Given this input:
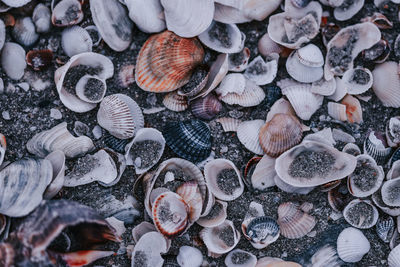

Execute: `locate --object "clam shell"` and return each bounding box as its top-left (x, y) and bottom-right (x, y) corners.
top-left (225, 249), bottom-right (257, 267)
top-left (26, 122), bottom-right (94, 158)
top-left (177, 246), bottom-right (203, 267)
top-left (163, 91), bottom-right (188, 112)
top-left (132, 221), bottom-right (157, 243)
top-left (327, 102), bottom-right (347, 121)
top-left (341, 94), bottom-right (363, 123)
top-left (389, 244), bottom-right (400, 267)
top-left (61, 26), bottom-right (93, 57)
top-left (311, 78), bottom-right (336, 96)
top-left (178, 65), bottom-right (210, 97)
top-left (251, 155), bottom-right (277, 191)
top-left (190, 93), bottom-right (222, 120)
top-left (372, 190), bottom-right (400, 217)
top-left (372, 61), bottom-right (400, 107)
top-left (286, 50), bottom-right (323, 83)
top-left (327, 77), bottom-right (347, 102)
top-left (363, 130), bottom-right (392, 165)
top-left (97, 94), bottom-right (144, 139)
top-left (213, 3), bottom-right (251, 24)
top-left (43, 150), bottom-right (66, 199)
top-left (219, 79), bottom-right (265, 107)
top-left (75, 75), bottom-right (106, 104)
top-left (382, 177), bottom-right (400, 207)
top-left (1, 42), bottom-right (26, 80)
top-left (216, 117), bottom-right (241, 132)
top-left (228, 47), bottom-right (251, 72)
top-left (244, 56), bottom-right (277, 85)
top-left (342, 67), bottom-right (373, 95)
top-left (163, 120), bottom-right (211, 162)
top-left (12, 17), bottom-right (39, 47)
top-left (296, 44), bottom-right (323, 67)
top-left (125, 0), bottom-right (166, 33)
top-left (334, 0), bottom-right (364, 21)
top-left (131, 231), bottom-right (168, 267)
top-left (343, 199), bottom-right (379, 229)
top-left (386, 116), bottom-right (400, 147)
top-left (277, 202), bottom-right (316, 239)
top-left (135, 31), bottom-right (204, 93)
top-left (259, 113), bottom-right (303, 157)
top-left (197, 200), bottom-right (228, 228)
top-left (0, 158), bottom-right (53, 217)
top-left (275, 140), bottom-right (357, 187)
top-left (242, 216), bottom-right (280, 249)
top-left (337, 227), bottom-right (370, 263)
top-left (237, 120), bottom-right (265, 155)
top-left (258, 32), bottom-right (283, 57)
top-left (376, 215), bottom-right (395, 243)
top-left (32, 3), bottom-right (51, 33)
top-left (52, 0), bottom-right (83, 27)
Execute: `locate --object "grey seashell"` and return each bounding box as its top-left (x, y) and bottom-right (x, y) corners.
top-left (376, 215), bottom-right (395, 243)
top-left (43, 150), bottom-right (66, 199)
top-left (1, 42), bottom-right (26, 80)
top-left (32, 3), bottom-right (51, 33)
top-left (0, 19), bottom-right (5, 51)
top-left (2, 0), bottom-right (31, 7)
top-left (343, 199), bottom-right (379, 229)
top-left (61, 26), bottom-right (93, 57)
top-left (26, 122), bottom-right (95, 158)
top-left (125, 0), bottom-right (166, 33)
top-left (52, 0), bottom-right (83, 27)
top-left (0, 158), bottom-right (53, 217)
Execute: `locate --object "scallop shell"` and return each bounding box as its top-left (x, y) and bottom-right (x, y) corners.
top-left (341, 94), bottom-right (363, 123)
top-left (337, 227), bottom-right (370, 263)
top-left (327, 102), bottom-right (347, 121)
top-left (386, 117), bottom-right (400, 147)
top-left (277, 202), bottom-right (316, 239)
top-left (258, 32), bottom-right (283, 57)
top-left (219, 79), bottom-right (266, 107)
top-left (1, 42), bottom-right (26, 80)
top-left (225, 249), bottom-right (257, 267)
top-left (32, 3), bottom-right (51, 33)
top-left (228, 47), bottom-right (250, 72)
top-left (135, 31), bottom-right (204, 93)
top-left (275, 140), bottom-right (357, 187)
top-left (97, 94), bottom-right (144, 139)
top-left (197, 200), bottom-right (228, 228)
top-left (342, 68), bottom-right (373, 95)
top-left (163, 91), bottom-right (188, 112)
top-left (131, 231), bottom-right (168, 267)
top-left (199, 219), bottom-right (241, 257)
top-left (190, 93), bottom-right (222, 120)
top-left (177, 246), bottom-right (203, 267)
top-left (61, 26), bottom-right (93, 57)
top-left (237, 120), bottom-right (265, 155)
top-left (204, 158), bottom-right (244, 201)
top-left (334, 0), bottom-right (364, 21)
top-left (52, 0), bottom-right (83, 27)
top-left (343, 199), bottom-right (379, 229)
top-left (389, 244), bottom-right (400, 267)
top-left (125, 0), bottom-right (166, 33)
top-left (26, 122), bottom-right (94, 158)
top-left (259, 113), bottom-right (303, 157)
top-left (163, 120), bottom-right (211, 162)
top-left (382, 177), bottom-right (400, 207)
top-left (376, 215), bottom-right (395, 243)
top-left (161, 0), bottom-right (214, 38)
top-left (12, 17), bottom-right (39, 47)
top-left (216, 117), bottom-right (241, 132)
top-left (363, 130), bottom-right (392, 165)
top-left (311, 78), bottom-right (337, 96)
top-left (0, 158), bottom-right (52, 217)
top-left (242, 216), bottom-right (280, 249)
top-left (286, 50), bottom-right (323, 83)
top-left (372, 61), bottom-right (400, 107)
top-left (250, 154), bottom-right (277, 191)
top-left (198, 21), bottom-right (245, 54)
top-left (43, 150), bottom-right (66, 199)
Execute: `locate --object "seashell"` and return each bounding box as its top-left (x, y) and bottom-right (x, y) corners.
top-left (161, 0), bottom-right (214, 38)
top-left (132, 221), bottom-right (157, 243)
top-left (389, 148), bottom-right (400, 169)
top-left (135, 31), bottom-right (204, 93)
top-left (286, 51), bottom-right (323, 83)
top-left (163, 120), bottom-right (211, 162)
top-left (225, 249), bottom-right (257, 267)
top-left (90, 0), bottom-right (133, 51)
top-left (327, 102), bottom-right (347, 121)
top-left (219, 78), bottom-right (265, 107)
top-left (0, 158), bottom-right (52, 217)
top-left (84, 25), bottom-right (102, 47)
top-left (389, 244), bottom-right (400, 267)
top-left (278, 79), bottom-right (323, 120)
top-left (43, 150), bottom-right (66, 199)
top-left (372, 190), bottom-right (400, 217)
top-left (97, 94), bottom-right (144, 139)
top-left (259, 113), bottom-right (303, 157)
top-left (264, 261), bottom-right (301, 267)
top-left (295, 43), bottom-right (324, 67)
top-left (333, 0), bottom-right (364, 21)
top-left (176, 180), bottom-right (204, 224)
top-left (256, 257), bottom-right (283, 267)
top-left (61, 26), bottom-right (93, 57)
top-left (390, 229), bottom-right (400, 250)
top-left (54, 52), bottom-right (114, 113)
top-left (103, 133), bottom-right (130, 153)
top-left (306, 244), bottom-right (342, 267)
top-left (27, 122), bottom-right (94, 158)
top-left (204, 158), bottom-right (244, 201)
top-left (342, 68), bottom-right (373, 95)
top-left (343, 199), bottom-right (379, 229)
top-left (342, 143), bottom-right (361, 156)
top-left (244, 56), bottom-right (277, 85)
top-left (1, 0), bottom-right (31, 7)
top-left (347, 154), bottom-right (384, 197)
top-left (198, 21), bottom-right (245, 54)
top-left (258, 32), bottom-right (283, 57)
top-left (240, 0), bottom-right (282, 21)
top-left (216, 117), bottom-right (241, 132)
top-left (163, 91), bottom-right (188, 112)
top-left (131, 231), bottom-right (168, 267)
top-left (275, 174), bottom-right (315, 194)
top-left (337, 227), bottom-right (370, 263)
top-left (387, 160), bottom-right (400, 180)
top-left (213, 3), bottom-right (251, 24)
top-left (325, 22), bottom-right (381, 79)
top-left (341, 94), bottom-right (363, 123)
top-left (382, 177), bottom-right (400, 207)
top-left (12, 17), bottom-right (39, 47)
top-left (1, 42), bottom-right (26, 80)
top-left (197, 200), bottom-right (228, 228)
top-left (362, 12), bottom-right (393, 29)
top-left (363, 130), bottom-right (392, 165)
top-left (372, 61), bottom-right (400, 108)
top-left (177, 246), bottom-right (203, 267)
top-left (376, 215), bottom-right (395, 243)
top-left (311, 78), bottom-right (336, 96)
top-left (303, 128), bottom-right (335, 147)
top-left (237, 120), bottom-right (265, 155)
top-left (362, 38), bottom-right (390, 63)
top-left (242, 215), bottom-right (280, 249)
top-left (228, 47), bottom-right (250, 72)
top-left (327, 184), bottom-right (352, 212)
top-left (266, 98), bottom-right (295, 122)
top-left (32, 3), bottom-right (51, 33)
top-left (327, 77), bottom-right (347, 102)
top-left (250, 155), bottom-right (277, 191)
top-left (26, 49), bottom-right (53, 71)
top-left (319, 0), bottom-right (345, 6)
top-left (64, 149), bottom-right (126, 187)
top-left (275, 140), bottom-right (357, 187)
top-left (199, 219), bottom-right (241, 257)
top-left (52, 0), bottom-right (83, 27)
top-left (190, 93), bottom-right (222, 120)
top-left (387, 117), bottom-right (400, 147)
top-left (0, 214), bottom-right (10, 241)
top-left (0, 19), bottom-right (4, 51)
top-left (118, 64), bottom-right (135, 88)
top-left (178, 65), bottom-right (210, 97)
top-left (75, 75), bottom-right (106, 104)
top-left (333, 129), bottom-right (356, 143)
top-left (321, 23), bottom-right (341, 47)
top-left (125, 0), bottom-right (166, 33)
top-left (277, 202), bottom-right (316, 239)
top-left (0, 133), bottom-right (6, 167)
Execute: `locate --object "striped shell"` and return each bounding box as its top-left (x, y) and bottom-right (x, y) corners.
top-left (176, 181), bottom-right (203, 224)
top-left (372, 61), bottom-right (400, 108)
top-left (389, 244), bottom-right (400, 267)
top-left (216, 117), bottom-right (241, 132)
top-left (163, 91), bottom-right (188, 112)
top-left (277, 202), bottom-right (316, 239)
top-left (237, 120), bottom-right (265, 155)
top-left (363, 130), bottom-right (392, 165)
top-left (376, 215), bottom-right (395, 243)
top-left (135, 31), bottom-right (204, 93)
top-left (190, 93), bottom-right (222, 120)
top-left (337, 227), bottom-right (370, 263)
top-left (242, 216), bottom-right (280, 249)
top-left (259, 113), bottom-right (303, 157)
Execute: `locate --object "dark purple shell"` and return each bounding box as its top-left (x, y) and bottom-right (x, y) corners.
top-left (190, 93), bottom-right (222, 120)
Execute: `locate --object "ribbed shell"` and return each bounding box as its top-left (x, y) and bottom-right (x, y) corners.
top-left (243, 216), bottom-right (280, 248)
top-left (363, 131), bottom-right (392, 165)
top-left (259, 113), bottom-right (302, 157)
top-left (163, 91), bottom-right (188, 112)
top-left (97, 94), bottom-right (144, 139)
top-left (12, 17), bottom-right (39, 47)
top-left (277, 202), bottom-right (316, 239)
top-left (237, 120), bottom-right (265, 155)
top-left (61, 26), bottom-right (93, 57)
top-left (190, 93), bottom-right (222, 120)
top-left (163, 120), bottom-right (211, 162)
top-left (327, 102), bottom-right (347, 121)
top-left (176, 181), bottom-right (203, 224)
top-left (135, 31), bottom-right (204, 93)
top-left (220, 79), bottom-right (266, 107)
top-left (389, 244), bottom-right (400, 267)
top-left (337, 227), bottom-right (370, 263)
top-left (216, 117), bottom-right (241, 132)
top-left (376, 215), bottom-right (395, 243)
top-left (286, 50), bottom-right (323, 83)
top-left (372, 61), bottom-right (400, 108)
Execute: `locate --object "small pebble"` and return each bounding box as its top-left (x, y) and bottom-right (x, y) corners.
top-left (220, 145), bottom-right (228, 153)
top-left (92, 125), bottom-right (102, 139)
top-left (50, 108), bottom-right (62, 119)
top-left (2, 111), bottom-right (10, 120)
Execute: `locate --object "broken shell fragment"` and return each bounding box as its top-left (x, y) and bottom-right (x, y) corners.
top-left (225, 249), bottom-right (257, 267)
top-left (327, 102), bottom-right (347, 121)
top-left (12, 17), bottom-right (39, 47)
top-left (131, 231), bottom-right (167, 266)
top-left (337, 227), bottom-right (370, 263)
top-left (362, 38), bottom-right (390, 63)
top-left (277, 202), bottom-right (316, 239)
top-left (43, 150), bottom-right (66, 199)
top-left (341, 94), bottom-right (363, 124)
top-left (244, 56), bottom-right (277, 85)
top-left (372, 61), bottom-right (400, 108)
top-left (197, 200), bottom-right (228, 228)
top-left (219, 79), bottom-right (265, 107)
top-left (343, 199), bottom-right (379, 229)
top-left (342, 67), bottom-right (373, 95)
top-left (52, 0), bottom-right (83, 27)
top-left (250, 154), bottom-right (277, 191)
top-left (237, 120), bottom-right (265, 155)
top-left (216, 117), bottom-right (241, 132)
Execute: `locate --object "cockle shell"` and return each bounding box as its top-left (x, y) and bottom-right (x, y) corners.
top-left (43, 150), bottom-right (66, 199)
top-left (97, 94), bottom-right (144, 139)
top-left (32, 3), bottom-right (51, 33)
top-left (244, 56), bottom-right (277, 85)
top-left (259, 113), bottom-right (303, 157)
top-left (372, 61), bottom-right (400, 108)
top-left (125, 0), bottom-right (166, 33)
top-left (343, 199), bottom-right (379, 229)
top-left (26, 122), bottom-right (94, 158)
top-left (237, 120), bottom-right (265, 155)
top-left (135, 31), bottom-right (204, 93)
top-left (216, 117), bottom-right (241, 132)
top-left (177, 246), bottom-right (203, 267)
top-left (266, 98), bottom-right (295, 122)
top-left (52, 0), bottom-right (83, 27)
top-left (363, 130), bottom-right (392, 165)
top-left (219, 78), bottom-right (265, 107)
top-left (176, 181), bottom-right (204, 224)
top-left (163, 91), bottom-right (188, 112)
top-left (12, 17), bottom-right (39, 47)
top-left (1, 42), bottom-right (26, 80)
top-left (61, 26), bottom-right (93, 57)
top-left (388, 244), bottom-right (400, 267)
top-left (197, 200), bottom-right (228, 228)
top-left (337, 227), bottom-right (370, 263)
top-left (342, 67), bottom-right (373, 95)
top-left (225, 249), bottom-right (257, 267)
top-left (311, 78), bottom-right (336, 96)
top-left (277, 202), bottom-right (316, 239)
top-left (190, 93), bottom-right (222, 120)
top-left (242, 215), bottom-right (280, 249)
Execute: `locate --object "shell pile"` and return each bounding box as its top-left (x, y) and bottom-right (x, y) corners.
top-left (2, 0), bottom-right (400, 266)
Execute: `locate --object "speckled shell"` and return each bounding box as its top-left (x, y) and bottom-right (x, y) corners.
top-left (277, 202), bottom-right (316, 239)
top-left (259, 113), bottom-right (303, 157)
top-left (363, 130), bottom-right (392, 165)
top-left (52, 0), bottom-right (83, 27)
top-left (190, 93), bottom-right (222, 120)
top-left (163, 91), bottom-right (188, 112)
top-left (97, 94), bottom-right (144, 139)
top-left (237, 120), bottom-right (265, 155)
top-left (135, 31), bottom-right (204, 93)
top-left (337, 227), bottom-right (370, 263)
top-left (225, 249), bottom-right (257, 267)
top-left (376, 215), bottom-right (395, 243)
top-left (389, 244), bottom-right (400, 267)
top-left (242, 216), bottom-right (280, 249)
top-left (163, 120), bottom-right (211, 162)
top-left (197, 200), bottom-right (228, 228)
top-left (343, 199), bottom-right (379, 229)
top-left (372, 61), bottom-right (400, 108)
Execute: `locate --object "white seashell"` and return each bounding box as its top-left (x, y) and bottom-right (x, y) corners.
top-left (61, 26), bottom-right (93, 57)
top-left (1, 42), bottom-right (26, 80)
top-left (177, 246), bottom-right (203, 267)
top-left (320, 0), bottom-right (345, 6)
top-left (214, 3), bottom-right (251, 24)
top-left (1, 0), bottom-right (31, 7)
top-left (255, 257), bottom-right (284, 267)
top-left (43, 150), bottom-right (66, 199)
top-left (382, 177), bottom-right (400, 207)
top-left (74, 75), bottom-right (106, 104)
top-left (241, 0), bottom-right (282, 21)
top-left (372, 61), bottom-right (400, 107)
top-left (334, 0), bottom-right (364, 21)
top-left (244, 56), bottom-right (277, 85)
top-left (125, 0), bottom-right (166, 33)
top-left (198, 21), bottom-right (245, 54)
top-left (337, 227), bottom-right (370, 263)
top-left (303, 128), bottom-right (335, 147)
top-left (387, 160), bottom-right (400, 180)
top-left (216, 73), bottom-right (246, 97)
top-left (162, 91), bottom-right (188, 112)
top-left (251, 155), bottom-right (277, 191)
top-left (85, 25), bottom-right (102, 47)
top-left (131, 232), bottom-right (168, 267)
top-left (308, 244), bottom-right (342, 267)
top-left (132, 221), bottom-right (157, 243)
top-left (388, 244), bottom-right (400, 267)
top-left (327, 77), bottom-right (347, 101)
top-left (228, 47), bottom-right (250, 72)
top-left (219, 79), bottom-right (265, 107)
top-left (286, 50), bottom-right (323, 83)
top-left (275, 174), bottom-right (315, 194)
top-left (161, 0), bottom-right (214, 38)
top-left (52, 0), bottom-right (83, 27)
top-left (12, 17), bottom-right (39, 47)
top-left (225, 249), bottom-right (257, 267)
top-left (342, 67), bottom-right (373, 95)
top-left (296, 43), bottom-right (324, 67)
top-left (197, 200), bottom-right (228, 228)
top-left (216, 117), bottom-right (242, 132)
top-left (237, 120), bottom-right (265, 155)
top-left (327, 102), bottom-right (347, 121)
top-left (214, 0), bottom-right (243, 9)
top-left (0, 19), bottom-right (5, 52)
top-left (258, 32), bottom-right (282, 57)
top-left (332, 128), bottom-right (356, 143)
top-left (266, 98), bottom-right (295, 122)
top-left (33, 3), bottom-right (51, 33)
top-left (311, 78), bottom-right (336, 96)
top-left (343, 199), bottom-right (379, 229)
top-left (97, 94), bottom-right (144, 139)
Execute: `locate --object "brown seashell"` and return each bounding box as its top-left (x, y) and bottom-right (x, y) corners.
top-left (259, 113), bottom-right (303, 157)
top-left (361, 12), bottom-right (393, 29)
top-left (26, 49), bottom-right (53, 71)
top-left (190, 93), bottom-right (222, 120)
top-left (135, 30), bottom-right (204, 93)
top-left (277, 202), bottom-right (316, 239)
top-left (328, 184), bottom-right (352, 212)
top-left (163, 91), bottom-right (188, 112)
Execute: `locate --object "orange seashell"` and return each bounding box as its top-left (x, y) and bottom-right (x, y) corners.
top-left (135, 30), bottom-right (204, 93)
top-left (341, 94), bottom-right (363, 124)
top-left (258, 113), bottom-right (303, 157)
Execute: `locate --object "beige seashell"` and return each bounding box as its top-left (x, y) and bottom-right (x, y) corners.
top-left (251, 154), bottom-right (277, 190)
top-left (388, 244), bottom-right (400, 267)
top-left (1, 42), bottom-right (26, 80)
top-left (163, 91), bottom-right (188, 112)
top-left (342, 67), bottom-right (373, 95)
top-left (75, 75), bottom-right (106, 104)
top-left (43, 150), bottom-right (66, 199)
top-left (343, 199), bottom-right (379, 229)
top-left (311, 78), bottom-right (336, 96)
top-left (277, 202), bottom-right (316, 239)
top-left (219, 79), bottom-right (265, 107)
top-left (334, 0), bottom-right (364, 21)
top-left (197, 200), bottom-right (227, 228)
top-left (337, 227), bottom-right (370, 263)
top-left (225, 249), bottom-right (257, 267)
top-left (131, 231), bottom-right (168, 267)
top-left (372, 61), bottom-right (400, 107)
top-left (244, 56), bottom-right (277, 85)
top-left (177, 246), bottom-right (203, 267)
top-left (258, 32), bottom-right (282, 57)
top-left (237, 120), bottom-right (265, 155)
top-left (216, 117), bottom-right (242, 132)
top-left (125, 0), bottom-right (166, 33)
top-left (204, 158), bottom-right (244, 201)
top-left (266, 98), bottom-right (295, 122)
top-left (341, 94), bottom-right (363, 123)
top-left (327, 102), bottom-right (347, 121)
top-left (61, 26), bottom-right (93, 57)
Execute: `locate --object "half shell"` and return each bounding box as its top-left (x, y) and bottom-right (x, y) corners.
top-left (277, 202), bottom-right (316, 239)
top-left (337, 227), bottom-right (370, 263)
top-left (386, 116), bottom-right (400, 147)
top-left (52, 0), bottom-right (83, 27)
top-left (225, 249), bottom-right (257, 267)
top-left (244, 56), bottom-right (277, 85)
top-left (343, 199), bottom-right (379, 229)
top-left (342, 67), bottom-right (373, 95)
top-left (131, 231), bottom-right (168, 267)
top-left (197, 200), bottom-right (228, 228)
top-left (125, 0), bottom-right (166, 33)
top-left (372, 61), bottom-right (400, 108)
top-left (237, 120), bottom-right (265, 155)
